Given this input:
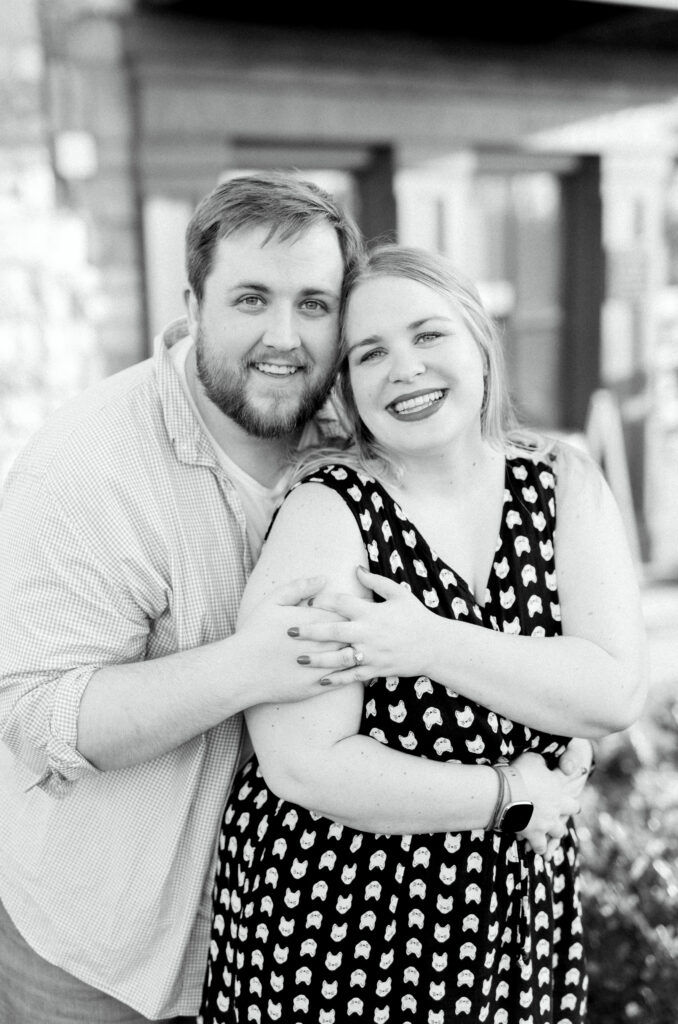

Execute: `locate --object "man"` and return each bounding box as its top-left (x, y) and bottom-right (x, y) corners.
top-left (0, 172), bottom-right (364, 1023)
top-left (0, 172), bottom-right (592, 1023)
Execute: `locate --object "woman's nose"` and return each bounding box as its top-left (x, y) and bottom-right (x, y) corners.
top-left (389, 350), bottom-right (425, 383)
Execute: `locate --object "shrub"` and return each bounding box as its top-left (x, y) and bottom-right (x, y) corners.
top-left (579, 696), bottom-right (678, 1023)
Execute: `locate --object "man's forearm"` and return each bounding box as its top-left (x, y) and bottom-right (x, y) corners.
top-left (77, 633), bottom-right (253, 770)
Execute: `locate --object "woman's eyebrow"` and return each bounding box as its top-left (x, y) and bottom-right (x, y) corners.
top-left (347, 316), bottom-right (455, 353)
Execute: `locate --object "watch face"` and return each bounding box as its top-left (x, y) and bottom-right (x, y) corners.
top-left (499, 801), bottom-right (534, 832)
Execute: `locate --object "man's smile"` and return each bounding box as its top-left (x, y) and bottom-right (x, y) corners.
top-left (252, 362), bottom-right (302, 377)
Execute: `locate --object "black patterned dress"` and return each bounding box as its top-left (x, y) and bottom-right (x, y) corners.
top-left (198, 454), bottom-right (588, 1024)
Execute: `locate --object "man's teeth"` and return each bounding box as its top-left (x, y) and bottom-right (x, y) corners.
top-left (393, 390), bottom-right (444, 414)
top-left (254, 363), bottom-right (299, 376)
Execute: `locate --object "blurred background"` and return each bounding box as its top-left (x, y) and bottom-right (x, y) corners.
top-left (1, 0), bottom-right (678, 1018)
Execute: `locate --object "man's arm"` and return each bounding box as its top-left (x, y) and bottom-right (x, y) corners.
top-left (0, 467), bottom-right (345, 787)
top-left (77, 578), bottom-right (341, 770)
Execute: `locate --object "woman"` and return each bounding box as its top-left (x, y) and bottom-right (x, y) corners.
top-left (199, 246), bottom-right (646, 1023)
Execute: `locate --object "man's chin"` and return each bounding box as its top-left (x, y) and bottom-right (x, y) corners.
top-left (200, 369), bottom-right (332, 438)
top-left (229, 396), bottom-right (315, 440)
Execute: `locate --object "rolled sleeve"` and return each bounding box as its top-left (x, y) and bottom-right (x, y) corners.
top-left (0, 465), bottom-right (151, 792)
top-left (7, 665), bottom-right (101, 796)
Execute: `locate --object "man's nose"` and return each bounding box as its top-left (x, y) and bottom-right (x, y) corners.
top-left (262, 309), bottom-right (301, 351)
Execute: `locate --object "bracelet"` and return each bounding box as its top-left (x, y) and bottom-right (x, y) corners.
top-left (486, 765), bottom-right (507, 831)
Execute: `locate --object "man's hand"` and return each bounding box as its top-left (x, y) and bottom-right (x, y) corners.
top-left (513, 752), bottom-right (583, 857)
top-left (558, 736), bottom-right (596, 779)
top-left (235, 577), bottom-right (353, 705)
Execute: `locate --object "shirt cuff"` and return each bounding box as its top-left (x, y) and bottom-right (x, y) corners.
top-left (25, 665), bottom-right (101, 797)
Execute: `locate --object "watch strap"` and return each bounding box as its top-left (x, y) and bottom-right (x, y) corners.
top-left (486, 764), bottom-right (508, 831)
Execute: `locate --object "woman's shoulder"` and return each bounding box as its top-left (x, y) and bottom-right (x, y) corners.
top-left (291, 461), bottom-right (379, 497)
top-left (548, 436), bottom-right (606, 495)
top-left (507, 434), bottom-right (601, 486)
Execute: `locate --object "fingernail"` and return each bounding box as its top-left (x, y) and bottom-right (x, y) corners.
top-left (581, 765), bottom-right (589, 775)
top-left (307, 598), bottom-right (314, 607)
top-left (297, 655), bottom-right (311, 665)
top-left (319, 677), bottom-right (332, 686)
top-left (287, 627), bottom-right (300, 637)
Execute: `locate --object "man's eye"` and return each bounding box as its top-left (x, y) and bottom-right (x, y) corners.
top-left (301, 299), bottom-right (328, 314)
top-left (238, 295), bottom-right (264, 307)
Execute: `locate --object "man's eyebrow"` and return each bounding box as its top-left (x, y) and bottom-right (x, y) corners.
top-left (347, 316), bottom-right (454, 352)
top-left (228, 281), bottom-right (271, 292)
top-left (229, 282), bottom-right (340, 298)
top-left (300, 287), bottom-right (341, 299)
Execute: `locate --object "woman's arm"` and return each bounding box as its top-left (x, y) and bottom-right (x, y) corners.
top-left (291, 443), bottom-right (648, 738)
top-left (239, 482), bottom-right (583, 838)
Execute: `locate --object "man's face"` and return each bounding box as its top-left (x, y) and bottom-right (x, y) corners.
top-left (186, 223), bottom-right (344, 439)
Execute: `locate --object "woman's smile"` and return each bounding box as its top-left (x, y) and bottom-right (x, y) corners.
top-left (387, 388), bottom-right (448, 420)
top-left (345, 275), bottom-right (486, 456)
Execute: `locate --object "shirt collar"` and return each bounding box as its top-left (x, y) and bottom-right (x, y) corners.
top-left (153, 316), bottom-right (220, 468)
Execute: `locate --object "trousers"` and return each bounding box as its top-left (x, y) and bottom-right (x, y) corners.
top-left (0, 898), bottom-right (195, 1024)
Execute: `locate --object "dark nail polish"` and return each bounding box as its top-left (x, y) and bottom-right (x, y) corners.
top-left (319, 678), bottom-right (332, 686)
top-left (297, 655), bottom-right (311, 665)
top-left (287, 627), bottom-right (300, 637)
top-left (307, 598), bottom-right (314, 607)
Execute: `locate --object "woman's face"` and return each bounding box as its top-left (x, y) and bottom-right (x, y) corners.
top-left (344, 275), bottom-right (486, 460)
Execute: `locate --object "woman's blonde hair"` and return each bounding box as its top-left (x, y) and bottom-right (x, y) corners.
top-left (291, 243), bottom-right (547, 484)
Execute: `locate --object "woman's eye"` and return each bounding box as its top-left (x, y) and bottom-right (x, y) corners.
top-left (416, 331), bottom-right (442, 344)
top-left (359, 348), bottom-right (384, 364)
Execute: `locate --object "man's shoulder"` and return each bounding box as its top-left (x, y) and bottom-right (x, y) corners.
top-left (9, 358), bottom-right (161, 486)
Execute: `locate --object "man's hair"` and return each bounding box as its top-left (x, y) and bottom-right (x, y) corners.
top-left (185, 171), bottom-right (364, 302)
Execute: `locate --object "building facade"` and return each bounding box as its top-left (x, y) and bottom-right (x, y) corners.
top-left (4, 0), bottom-right (678, 575)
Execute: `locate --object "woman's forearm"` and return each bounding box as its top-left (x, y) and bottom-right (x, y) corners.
top-left (256, 730), bottom-right (584, 841)
top-left (258, 731), bottom-right (499, 834)
top-left (421, 616), bottom-right (646, 738)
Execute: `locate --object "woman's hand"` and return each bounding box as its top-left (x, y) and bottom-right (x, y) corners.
top-left (512, 751), bottom-right (583, 857)
top-left (285, 565), bottom-right (437, 684)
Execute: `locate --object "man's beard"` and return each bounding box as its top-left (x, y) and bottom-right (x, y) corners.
top-left (194, 328), bottom-right (336, 440)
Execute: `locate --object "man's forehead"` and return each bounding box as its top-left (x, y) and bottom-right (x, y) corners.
top-left (213, 222), bottom-right (344, 288)
top-left (221, 221), bottom-right (338, 250)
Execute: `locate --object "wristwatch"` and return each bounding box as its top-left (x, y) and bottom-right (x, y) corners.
top-left (487, 762), bottom-right (534, 833)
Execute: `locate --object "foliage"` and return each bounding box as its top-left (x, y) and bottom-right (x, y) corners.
top-left (579, 695), bottom-right (678, 1024)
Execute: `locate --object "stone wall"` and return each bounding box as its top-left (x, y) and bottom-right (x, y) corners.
top-left (0, 0), bottom-right (107, 482)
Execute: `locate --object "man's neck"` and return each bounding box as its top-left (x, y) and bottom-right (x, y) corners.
top-left (185, 349), bottom-right (300, 487)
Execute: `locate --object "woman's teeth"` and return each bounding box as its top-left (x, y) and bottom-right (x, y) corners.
top-left (392, 390), bottom-right (444, 415)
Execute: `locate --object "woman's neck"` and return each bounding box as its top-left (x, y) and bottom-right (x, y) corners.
top-left (391, 438), bottom-right (503, 500)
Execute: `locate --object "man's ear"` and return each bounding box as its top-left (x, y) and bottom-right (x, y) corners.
top-left (184, 287), bottom-right (199, 338)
